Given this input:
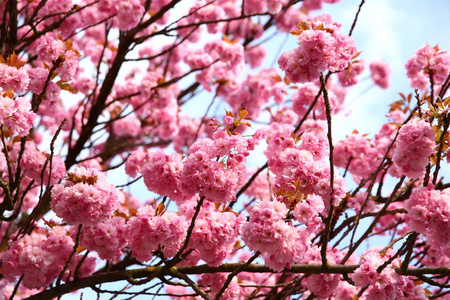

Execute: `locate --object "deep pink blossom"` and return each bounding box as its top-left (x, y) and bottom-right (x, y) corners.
top-left (80, 216), bottom-right (129, 261)
top-left (278, 16), bottom-right (358, 83)
top-left (2, 227), bottom-right (95, 289)
top-left (51, 167), bottom-right (120, 225)
top-left (370, 60), bottom-right (391, 89)
top-left (405, 44), bottom-right (450, 90)
top-left (392, 119), bottom-right (436, 179)
top-left (127, 206), bottom-right (188, 261)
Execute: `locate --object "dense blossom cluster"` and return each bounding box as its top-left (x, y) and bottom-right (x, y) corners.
top-left (0, 63), bottom-right (29, 94)
top-left (80, 216), bottom-right (128, 261)
top-left (405, 44), bottom-right (450, 90)
top-left (183, 200), bottom-right (245, 266)
top-left (265, 123), bottom-right (346, 205)
top-left (2, 227), bottom-right (96, 289)
top-left (127, 205), bottom-right (188, 261)
top-left (334, 132), bottom-right (379, 177)
top-left (178, 129), bottom-right (260, 204)
top-left (405, 187), bottom-right (450, 251)
top-left (350, 248), bottom-right (427, 300)
top-left (126, 149), bottom-right (186, 202)
top-left (241, 199), bottom-right (300, 271)
top-left (51, 167), bottom-right (120, 225)
top-left (334, 110), bottom-right (423, 182)
top-left (392, 119), bottom-right (436, 178)
top-left (292, 194), bottom-right (325, 224)
top-left (278, 15), bottom-right (358, 83)
top-left (0, 96), bottom-right (36, 137)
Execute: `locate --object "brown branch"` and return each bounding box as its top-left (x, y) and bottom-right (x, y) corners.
top-left (433, 113), bottom-right (450, 185)
top-left (25, 263), bottom-right (450, 300)
top-left (348, 0), bottom-right (365, 36)
top-left (229, 162), bottom-right (268, 209)
top-left (342, 107), bottom-right (418, 263)
top-left (215, 251), bottom-right (261, 299)
top-left (169, 269), bottom-right (212, 300)
top-left (64, 32), bottom-right (134, 169)
top-left (341, 176), bottom-right (406, 263)
top-left (319, 73), bottom-right (335, 268)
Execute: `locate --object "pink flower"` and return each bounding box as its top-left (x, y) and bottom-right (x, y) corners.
top-left (184, 51), bottom-right (214, 70)
top-left (198, 273), bottom-right (240, 300)
top-left (226, 69), bottom-right (287, 118)
top-left (2, 97), bottom-right (36, 137)
top-left (0, 64), bottom-right (30, 94)
top-left (20, 142), bottom-right (66, 186)
top-left (127, 206), bottom-right (188, 262)
top-left (2, 227), bottom-right (94, 289)
top-left (80, 217), bottom-right (129, 261)
top-left (112, 114), bottom-right (142, 138)
top-left (278, 16), bottom-right (357, 83)
top-left (223, 115), bottom-right (234, 125)
top-left (370, 60), bottom-right (391, 89)
top-left (115, 0), bottom-right (144, 31)
top-left (301, 0), bottom-right (335, 11)
top-left (140, 150), bottom-right (186, 202)
top-left (51, 167), bottom-right (120, 225)
top-left (178, 130), bottom-right (256, 204)
top-left (392, 119), bottom-right (436, 179)
top-left (187, 1), bottom-right (226, 34)
top-left (405, 44), bottom-right (450, 90)
top-left (337, 59), bottom-right (365, 86)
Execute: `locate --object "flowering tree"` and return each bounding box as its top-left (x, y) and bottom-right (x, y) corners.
top-left (1, 0), bottom-right (450, 299)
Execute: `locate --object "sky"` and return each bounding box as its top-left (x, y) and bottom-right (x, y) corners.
top-left (324, 0), bottom-right (450, 139)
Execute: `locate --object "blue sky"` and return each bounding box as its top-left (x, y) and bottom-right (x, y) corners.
top-left (323, 0), bottom-right (450, 138)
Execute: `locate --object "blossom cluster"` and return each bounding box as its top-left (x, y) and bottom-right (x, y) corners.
top-left (226, 69), bottom-right (287, 119)
top-left (182, 200), bottom-right (245, 266)
top-left (392, 119), bottom-right (436, 179)
top-left (333, 131), bottom-right (381, 179)
top-left (2, 227), bottom-right (96, 289)
top-left (51, 166), bottom-right (120, 225)
top-left (194, 39), bottom-right (245, 95)
top-left (291, 82), bottom-right (343, 120)
top-left (80, 216), bottom-right (129, 261)
top-left (126, 149), bottom-right (186, 202)
top-left (350, 247), bottom-right (427, 300)
top-left (241, 199), bottom-right (298, 271)
top-left (1, 0), bottom-right (449, 298)
top-left (20, 142), bottom-right (66, 186)
top-left (337, 59), bottom-right (365, 86)
top-left (127, 205), bottom-right (188, 261)
top-left (0, 63), bottom-right (29, 94)
top-left (265, 123), bottom-right (346, 206)
top-left (405, 44), bottom-right (450, 90)
top-left (178, 129), bottom-right (259, 204)
top-left (405, 187), bottom-right (450, 250)
top-left (278, 15), bottom-right (358, 83)
top-left (198, 273), bottom-right (240, 300)
top-left (0, 96), bottom-right (36, 137)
